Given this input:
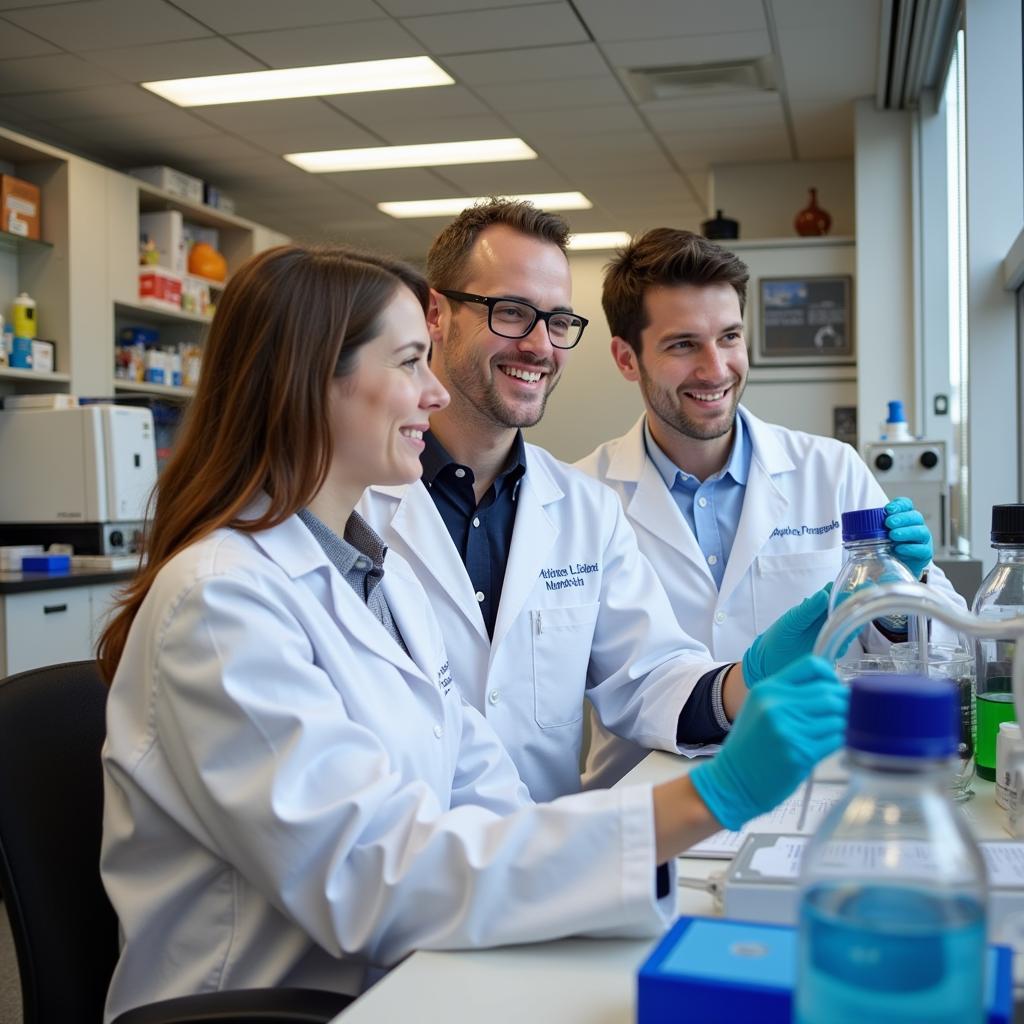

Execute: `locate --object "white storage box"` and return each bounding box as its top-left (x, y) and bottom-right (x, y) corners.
top-left (130, 165), bottom-right (203, 204)
top-left (140, 210), bottom-right (185, 274)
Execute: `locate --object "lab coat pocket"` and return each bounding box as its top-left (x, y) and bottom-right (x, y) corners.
top-left (753, 548), bottom-right (842, 632)
top-left (531, 602), bottom-right (600, 729)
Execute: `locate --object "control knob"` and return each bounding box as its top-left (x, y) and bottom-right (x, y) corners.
top-left (874, 451), bottom-right (894, 472)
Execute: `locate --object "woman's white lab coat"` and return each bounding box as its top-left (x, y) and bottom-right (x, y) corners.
top-left (101, 508), bottom-right (672, 1020)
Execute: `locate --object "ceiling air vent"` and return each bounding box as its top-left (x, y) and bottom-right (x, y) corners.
top-left (623, 57), bottom-right (776, 103)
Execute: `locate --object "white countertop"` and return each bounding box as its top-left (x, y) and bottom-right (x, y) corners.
top-left (332, 753), bottom-right (1007, 1023)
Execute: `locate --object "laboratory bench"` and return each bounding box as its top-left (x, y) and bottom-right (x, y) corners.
top-left (332, 750), bottom-right (1011, 1024)
top-left (0, 568), bottom-right (132, 677)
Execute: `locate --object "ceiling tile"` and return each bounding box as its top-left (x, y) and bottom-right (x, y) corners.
top-left (645, 100), bottom-right (785, 134)
top-left (0, 16), bottom-right (60, 57)
top-left (0, 83), bottom-right (171, 120)
top-left (0, 0), bottom-right (93, 7)
top-left (5, 0), bottom-right (212, 51)
top-left (188, 157), bottom-right (309, 188)
top-left (662, 131), bottom-right (792, 163)
top-left (776, 23), bottom-right (877, 101)
top-left (151, 134), bottom-right (269, 168)
top-left (230, 18), bottom-right (424, 67)
top-left (442, 42), bottom-right (605, 84)
top-left (323, 166), bottom-right (460, 201)
top-left (378, 0), bottom-right (544, 14)
top-left (0, 53), bottom-right (121, 92)
top-left (574, 0), bottom-right (765, 40)
top-left (474, 74), bottom-right (628, 111)
top-left (505, 103), bottom-right (644, 138)
top-left (53, 108), bottom-right (223, 145)
top-left (192, 97), bottom-right (362, 134)
top-left (243, 121), bottom-right (383, 154)
top-left (327, 84), bottom-right (490, 124)
top-left (80, 37), bottom-right (265, 82)
top-left (402, 3), bottom-right (587, 55)
top-left (374, 114), bottom-right (513, 145)
top-left (772, 0), bottom-right (881, 32)
top-left (435, 158), bottom-right (571, 193)
top-left (602, 30), bottom-right (770, 70)
top-left (172, 0), bottom-right (383, 34)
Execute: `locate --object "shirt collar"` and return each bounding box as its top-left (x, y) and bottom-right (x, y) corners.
top-left (297, 508), bottom-right (387, 574)
top-left (421, 428), bottom-right (528, 492)
top-left (642, 413), bottom-right (750, 490)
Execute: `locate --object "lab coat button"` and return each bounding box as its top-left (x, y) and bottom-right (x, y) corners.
top-left (714, 611), bottom-right (726, 624)
top-left (475, 591), bottom-right (485, 602)
top-left (433, 724), bottom-right (443, 739)
top-left (488, 689), bottom-right (500, 705)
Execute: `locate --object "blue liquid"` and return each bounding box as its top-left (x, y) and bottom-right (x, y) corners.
top-left (796, 884), bottom-right (985, 1024)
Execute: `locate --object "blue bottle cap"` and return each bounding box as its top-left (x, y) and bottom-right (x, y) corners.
top-left (841, 507), bottom-right (888, 542)
top-left (846, 675), bottom-right (958, 758)
top-left (886, 399), bottom-right (906, 423)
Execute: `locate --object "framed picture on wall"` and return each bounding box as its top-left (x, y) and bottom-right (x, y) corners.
top-left (755, 275), bottom-right (854, 365)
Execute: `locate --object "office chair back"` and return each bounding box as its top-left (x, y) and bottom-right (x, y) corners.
top-left (0, 659), bottom-right (118, 1023)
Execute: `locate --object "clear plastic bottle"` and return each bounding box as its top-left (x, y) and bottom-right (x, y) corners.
top-left (829, 507), bottom-right (917, 629)
top-left (795, 674), bottom-right (987, 1024)
top-left (972, 504), bottom-right (1024, 781)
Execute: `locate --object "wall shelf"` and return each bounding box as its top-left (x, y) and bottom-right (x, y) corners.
top-left (0, 230), bottom-right (51, 256)
top-left (115, 300), bottom-right (212, 327)
top-left (0, 367), bottom-right (69, 383)
top-left (114, 380), bottom-right (194, 400)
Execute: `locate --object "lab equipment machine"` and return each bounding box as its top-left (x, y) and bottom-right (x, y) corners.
top-left (864, 439), bottom-right (947, 548)
top-left (0, 405), bottom-right (156, 555)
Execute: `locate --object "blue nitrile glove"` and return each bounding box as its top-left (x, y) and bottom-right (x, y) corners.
top-left (690, 655), bottom-right (849, 831)
top-left (741, 585), bottom-right (831, 685)
top-left (884, 497), bottom-right (933, 580)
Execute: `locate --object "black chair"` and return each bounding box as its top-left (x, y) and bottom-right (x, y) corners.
top-left (0, 660), bottom-right (354, 1024)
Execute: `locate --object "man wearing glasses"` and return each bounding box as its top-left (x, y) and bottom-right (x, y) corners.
top-left (357, 199), bottom-right (837, 804)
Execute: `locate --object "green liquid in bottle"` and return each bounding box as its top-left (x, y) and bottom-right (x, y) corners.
top-left (975, 689), bottom-right (1016, 781)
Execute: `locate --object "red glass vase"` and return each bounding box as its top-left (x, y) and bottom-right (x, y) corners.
top-left (794, 187), bottom-right (832, 236)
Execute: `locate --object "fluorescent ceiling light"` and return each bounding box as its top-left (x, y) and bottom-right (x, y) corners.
top-left (142, 56), bottom-right (453, 107)
top-left (286, 138), bottom-right (537, 173)
top-left (567, 231), bottom-right (632, 250)
top-left (378, 191), bottom-right (593, 219)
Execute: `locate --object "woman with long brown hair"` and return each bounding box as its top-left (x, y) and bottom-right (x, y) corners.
top-left (99, 243), bottom-right (847, 1020)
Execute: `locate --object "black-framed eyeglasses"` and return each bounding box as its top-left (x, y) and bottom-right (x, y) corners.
top-left (438, 289), bottom-right (588, 350)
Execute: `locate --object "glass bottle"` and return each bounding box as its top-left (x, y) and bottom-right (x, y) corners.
top-left (828, 507), bottom-right (917, 631)
top-left (795, 675), bottom-right (987, 1024)
top-left (972, 504), bottom-right (1024, 781)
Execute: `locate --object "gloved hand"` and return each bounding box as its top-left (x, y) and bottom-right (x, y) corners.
top-left (884, 497), bottom-right (933, 580)
top-left (690, 655), bottom-right (849, 831)
top-left (741, 585), bottom-right (831, 685)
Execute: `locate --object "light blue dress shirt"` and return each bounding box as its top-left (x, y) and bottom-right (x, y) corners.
top-left (643, 413), bottom-right (751, 590)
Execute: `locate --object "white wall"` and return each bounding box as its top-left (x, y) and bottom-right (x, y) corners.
top-left (526, 240), bottom-right (857, 463)
top-left (854, 100), bottom-right (916, 445)
top-left (711, 159), bottom-right (855, 239)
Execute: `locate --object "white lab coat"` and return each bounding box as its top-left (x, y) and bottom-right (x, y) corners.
top-left (356, 444), bottom-right (723, 803)
top-left (101, 507), bottom-right (673, 1021)
top-left (576, 408), bottom-right (967, 787)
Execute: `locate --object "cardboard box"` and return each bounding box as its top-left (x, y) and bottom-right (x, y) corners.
top-left (0, 175), bottom-right (40, 240)
top-left (139, 268), bottom-right (182, 310)
top-left (31, 339), bottom-right (54, 373)
top-left (129, 165), bottom-right (204, 204)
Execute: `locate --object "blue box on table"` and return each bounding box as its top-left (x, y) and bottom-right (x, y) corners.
top-left (637, 915), bottom-right (1012, 1024)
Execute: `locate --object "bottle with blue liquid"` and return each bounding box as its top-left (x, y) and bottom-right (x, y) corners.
top-left (795, 674), bottom-right (987, 1024)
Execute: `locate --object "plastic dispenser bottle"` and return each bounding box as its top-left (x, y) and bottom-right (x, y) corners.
top-left (880, 399), bottom-right (913, 442)
top-left (828, 508), bottom-right (917, 628)
top-left (972, 504), bottom-right (1024, 781)
top-left (795, 675), bottom-right (987, 1024)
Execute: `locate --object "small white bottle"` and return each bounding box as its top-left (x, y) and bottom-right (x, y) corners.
top-left (997, 721), bottom-right (1024, 810)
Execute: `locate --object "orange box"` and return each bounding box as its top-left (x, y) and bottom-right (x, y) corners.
top-left (0, 175), bottom-right (40, 240)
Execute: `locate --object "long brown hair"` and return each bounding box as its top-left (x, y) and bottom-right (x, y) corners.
top-left (97, 244), bottom-right (428, 681)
